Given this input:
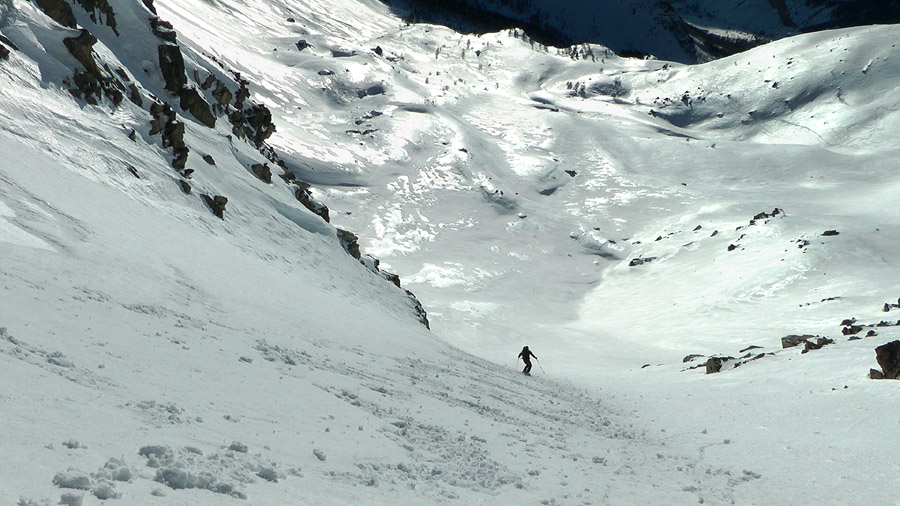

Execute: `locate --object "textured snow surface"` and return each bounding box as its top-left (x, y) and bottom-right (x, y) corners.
top-left (2, 0), bottom-right (899, 504)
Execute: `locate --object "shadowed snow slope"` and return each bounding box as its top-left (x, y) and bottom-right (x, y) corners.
top-left (2, 0), bottom-right (900, 504)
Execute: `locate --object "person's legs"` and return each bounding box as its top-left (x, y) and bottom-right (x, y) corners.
top-left (523, 362), bottom-right (532, 374)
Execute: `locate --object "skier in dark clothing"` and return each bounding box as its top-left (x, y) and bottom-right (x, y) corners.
top-left (518, 346), bottom-right (537, 375)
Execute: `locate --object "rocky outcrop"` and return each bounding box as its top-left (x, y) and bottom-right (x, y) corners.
top-left (158, 44), bottom-right (187, 92)
top-left (251, 163), bottom-right (272, 184)
top-left (62, 29), bottom-right (134, 105)
top-left (781, 334), bottom-right (816, 349)
top-left (150, 17), bottom-right (177, 43)
top-left (407, 290), bottom-right (430, 329)
top-left (73, 0), bottom-right (118, 34)
top-left (336, 229), bottom-right (361, 260)
top-left (202, 194), bottom-right (228, 219)
top-left (870, 341), bottom-right (900, 380)
top-left (802, 337), bottom-right (834, 354)
top-left (178, 87), bottom-right (215, 128)
top-left (705, 356), bottom-right (732, 374)
top-left (0, 35), bottom-right (17, 60)
top-left (33, 0), bottom-right (77, 28)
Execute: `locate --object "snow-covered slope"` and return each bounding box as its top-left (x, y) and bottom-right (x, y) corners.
top-left (3, 0), bottom-right (900, 504)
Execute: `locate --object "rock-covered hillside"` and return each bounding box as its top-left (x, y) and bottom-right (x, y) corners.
top-left (0, 0), bottom-right (428, 327)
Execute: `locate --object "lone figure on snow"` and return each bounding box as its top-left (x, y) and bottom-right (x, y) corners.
top-left (518, 346), bottom-right (537, 375)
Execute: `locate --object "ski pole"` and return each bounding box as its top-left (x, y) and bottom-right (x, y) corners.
top-left (536, 357), bottom-right (545, 374)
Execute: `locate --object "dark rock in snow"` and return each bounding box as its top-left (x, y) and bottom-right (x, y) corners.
top-left (202, 154), bottom-right (215, 165)
top-left (203, 194), bottom-right (228, 219)
top-left (0, 39), bottom-right (12, 60)
top-left (294, 186), bottom-right (329, 222)
top-left (705, 356), bottom-right (732, 374)
top-left (179, 87), bottom-right (216, 127)
top-left (33, 0), bottom-right (77, 28)
top-left (158, 44), bottom-right (187, 92)
top-left (171, 147), bottom-right (188, 170)
top-left (781, 334), bottom-right (815, 349)
top-left (178, 180), bottom-right (191, 194)
top-left (802, 337), bottom-right (834, 353)
top-left (822, 230), bottom-right (840, 236)
top-left (251, 163), bottom-right (272, 184)
top-left (628, 257), bottom-right (656, 267)
top-left (357, 84), bottom-right (386, 99)
top-left (683, 354), bottom-right (703, 363)
top-left (842, 325), bottom-right (863, 336)
top-left (872, 340), bottom-right (900, 379)
top-left (64, 30), bottom-right (101, 76)
top-left (336, 229), bottom-right (361, 260)
top-left (150, 17), bottom-right (177, 43)
top-left (73, 0), bottom-right (119, 34)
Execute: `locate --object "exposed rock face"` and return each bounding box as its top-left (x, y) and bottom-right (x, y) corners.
top-left (33, 0), bottom-right (77, 28)
top-left (158, 44), bottom-right (187, 92)
top-left (294, 186), bottom-right (329, 222)
top-left (842, 325), bottom-right (863, 336)
top-left (871, 340), bottom-right (900, 380)
top-left (802, 337), bottom-right (834, 354)
top-left (179, 87), bottom-right (215, 128)
top-left (251, 163), bottom-right (272, 184)
top-left (407, 290), bottom-right (430, 329)
top-left (705, 356), bottom-right (731, 374)
top-left (781, 334), bottom-right (816, 349)
top-left (63, 29), bottom-right (101, 75)
top-left (150, 17), bottom-right (177, 43)
top-left (73, 0), bottom-right (118, 34)
top-left (62, 29), bottom-right (131, 105)
top-left (203, 194), bottom-right (228, 219)
top-left (0, 35), bottom-right (18, 60)
top-left (336, 229), bottom-right (361, 260)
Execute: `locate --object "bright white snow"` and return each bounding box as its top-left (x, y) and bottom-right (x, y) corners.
top-left (2, 0), bottom-right (899, 504)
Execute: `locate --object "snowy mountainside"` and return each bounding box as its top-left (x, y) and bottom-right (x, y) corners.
top-left (3, 0), bottom-right (900, 504)
top-left (385, 0), bottom-right (900, 62)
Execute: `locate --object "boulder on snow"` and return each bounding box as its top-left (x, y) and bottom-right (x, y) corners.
top-left (705, 356), bottom-right (732, 374)
top-left (158, 44), bottom-right (187, 92)
top-left (203, 194), bottom-right (228, 219)
top-left (801, 337), bottom-right (834, 354)
top-left (842, 325), bottom-right (863, 336)
top-left (251, 163), bottom-right (272, 184)
top-left (179, 87), bottom-right (216, 128)
top-left (871, 340), bottom-right (900, 380)
top-left (781, 335), bottom-right (815, 349)
top-left (683, 354), bottom-right (704, 363)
